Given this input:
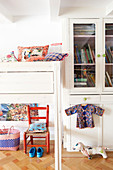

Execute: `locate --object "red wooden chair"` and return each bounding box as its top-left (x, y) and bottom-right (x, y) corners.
top-left (24, 105), bottom-right (50, 154)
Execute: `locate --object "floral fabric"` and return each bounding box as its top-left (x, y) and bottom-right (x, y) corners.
top-left (65, 104), bottom-right (104, 129)
top-left (26, 56), bottom-right (45, 62)
top-left (0, 104), bottom-right (38, 121)
top-left (29, 123), bottom-right (47, 132)
top-left (18, 45), bottom-right (49, 61)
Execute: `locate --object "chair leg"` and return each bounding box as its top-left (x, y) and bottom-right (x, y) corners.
top-left (30, 136), bottom-right (33, 145)
top-left (24, 132), bottom-right (27, 154)
top-left (47, 132), bottom-right (50, 153)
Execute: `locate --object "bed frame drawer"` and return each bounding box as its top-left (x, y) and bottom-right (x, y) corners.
top-left (0, 72), bottom-right (54, 93)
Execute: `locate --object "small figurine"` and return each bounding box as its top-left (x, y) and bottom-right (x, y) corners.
top-left (73, 142), bottom-right (107, 159)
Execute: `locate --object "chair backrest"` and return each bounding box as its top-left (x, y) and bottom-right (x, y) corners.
top-left (27, 105), bottom-right (49, 127)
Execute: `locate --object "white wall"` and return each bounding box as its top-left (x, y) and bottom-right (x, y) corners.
top-left (0, 15), bottom-right (62, 58)
top-left (0, 15), bottom-right (62, 140)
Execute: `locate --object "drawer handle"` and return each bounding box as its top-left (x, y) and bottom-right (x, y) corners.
top-left (84, 97), bottom-right (87, 101)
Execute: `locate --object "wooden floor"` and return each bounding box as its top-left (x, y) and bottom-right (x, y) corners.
top-left (62, 150), bottom-right (113, 170)
top-left (0, 141), bottom-right (55, 170)
top-left (0, 141), bottom-right (113, 170)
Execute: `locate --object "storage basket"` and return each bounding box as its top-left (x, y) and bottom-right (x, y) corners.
top-left (0, 126), bottom-right (20, 151)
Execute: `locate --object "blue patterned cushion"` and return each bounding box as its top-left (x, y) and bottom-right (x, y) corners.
top-left (44, 53), bottom-right (68, 61)
top-left (29, 123), bottom-right (47, 132)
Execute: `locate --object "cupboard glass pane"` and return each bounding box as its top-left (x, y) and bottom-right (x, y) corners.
top-left (105, 23), bottom-right (113, 87)
top-left (73, 24), bottom-right (96, 88)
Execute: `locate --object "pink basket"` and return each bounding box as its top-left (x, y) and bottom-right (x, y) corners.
top-left (0, 126), bottom-right (20, 151)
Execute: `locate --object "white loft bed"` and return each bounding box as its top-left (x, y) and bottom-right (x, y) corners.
top-left (0, 61), bottom-right (63, 170)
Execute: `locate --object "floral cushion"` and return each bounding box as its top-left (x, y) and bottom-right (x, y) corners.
top-left (26, 56), bottom-right (45, 62)
top-left (29, 123), bottom-right (47, 132)
top-left (18, 45), bottom-right (49, 61)
top-left (44, 52), bottom-right (68, 61)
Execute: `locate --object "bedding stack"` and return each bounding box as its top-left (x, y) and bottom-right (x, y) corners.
top-left (0, 43), bottom-right (68, 62)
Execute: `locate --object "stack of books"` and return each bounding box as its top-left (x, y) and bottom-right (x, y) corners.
top-left (105, 71), bottom-right (112, 87)
top-left (105, 45), bottom-right (113, 63)
top-left (74, 24), bottom-right (95, 35)
top-left (74, 72), bottom-right (95, 87)
top-left (74, 77), bottom-right (87, 87)
top-left (74, 43), bottom-right (95, 64)
top-left (86, 74), bottom-right (95, 87)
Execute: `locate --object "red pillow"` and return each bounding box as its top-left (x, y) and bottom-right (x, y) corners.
top-left (26, 56), bottom-right (45, 62)
top-left (18, 45), bottom-right (49, 62)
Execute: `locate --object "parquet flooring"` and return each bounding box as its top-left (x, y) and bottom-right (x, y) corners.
top-left (0, 141), bottom-right (113, 170)
top-left (62, 149), bottom-right (113, 170)
top-left (0, 141), bottom-right (55, 170)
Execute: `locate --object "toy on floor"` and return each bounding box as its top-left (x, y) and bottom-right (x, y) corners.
top-left (73, 142), bottom-right (107, 159)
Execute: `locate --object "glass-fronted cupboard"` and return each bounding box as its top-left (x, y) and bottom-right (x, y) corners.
top-left (104, 21), bottom-right (113, 88)
top-left (70, 19), bottom-right (113, 94)
top-left (73, 23), bottom-right (96, 88)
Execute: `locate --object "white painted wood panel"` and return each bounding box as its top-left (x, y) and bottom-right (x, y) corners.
top-left (0, 72), bottom-right (54, 93)
top-left (0, 62), bottom-right (54, 71)
top-left (101, 95), bottom-right (113, 103)
top-left (102, 104), bottom-right (113, 149)
top-left (69, 95), bottom-right (100, 104)
top-left (0, 94), bottom-right (54, 103)
top-left (65, 101), bottom-right (102, 151)
top-left (70, 113), bottom-right (101, 151)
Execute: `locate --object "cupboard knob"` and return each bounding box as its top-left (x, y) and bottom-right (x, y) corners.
top-left (84, 97), bottom-right (87, 101)
top-left (97, 54), bottom-right (100, 57)
top-left (102, 54), bottom-right (106, 57)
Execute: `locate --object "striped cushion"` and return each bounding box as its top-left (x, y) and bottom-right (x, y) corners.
top-left (44, 53), bottom-right (68, 61)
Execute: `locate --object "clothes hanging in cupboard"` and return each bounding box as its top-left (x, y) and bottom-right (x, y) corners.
top-left (65, 104), bottom-right (104, 129)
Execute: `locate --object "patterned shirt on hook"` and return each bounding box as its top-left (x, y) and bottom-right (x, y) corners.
top-left (65, 104), bottom-right (104, 129)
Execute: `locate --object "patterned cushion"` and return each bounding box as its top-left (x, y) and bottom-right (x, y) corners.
top-left (29, 123), bottom-right (47, 132)
top-left (48, 43), bottom-right (62, 53)
top-left (26, 56), bottom-right (45, 62)
top-left (18, 45), bottom-right (49, 61)
top-left (44, 53), bottom-right (68, 61)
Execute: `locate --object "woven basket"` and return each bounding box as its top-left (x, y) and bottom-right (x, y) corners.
top-left (0, 126), bottom-right (20, 151)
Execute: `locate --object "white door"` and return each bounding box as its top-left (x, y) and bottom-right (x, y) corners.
top-left (102, 19), bottom-right (113, 94)
top-left (101, 100), bottom-right (113, 149)
top-left (69, 19), bottom-right (101, 94)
